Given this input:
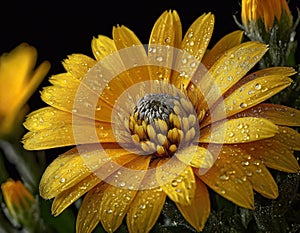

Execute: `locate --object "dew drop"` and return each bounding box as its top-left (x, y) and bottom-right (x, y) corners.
top-left (156, 56), bottom-right (163, 62)
top-left (229, 132), bottom-right (235, 137)
top-left (119, 181), bottom-right (126, 187)
top-left (190, 61), bottom-right (196, 68)
top-left (181, 58), bottom-right (187, 64)
top-left (171, 180), bottom-right (178, 187)
top-left (255, 83), bottom-right (262, 90)
top-left (219, 174), bottom-right (229, 180)
top-left (187, 31), bottom-right (194, 38)
top-left (139, 204), bottom-right (146, 209)
top-left (106, 209), bottom-right (113, 214)
top-left (165, 37), bottom-right (170, 43)
top-left (60, 177), bottom-right (66, 183)
top-left (240, 102), bottom-right (248, 108)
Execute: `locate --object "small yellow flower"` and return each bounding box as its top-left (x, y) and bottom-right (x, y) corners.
top-left (1, 179), bottom-right (35, 227)
top-left (241, 0), bottom-right (292, 32)
top-left (22, 10), bottom-right (300, 233)
top-left (240, 0), bottom-right (296, 67)
top-left (0, 43), bottom-right (50, 138)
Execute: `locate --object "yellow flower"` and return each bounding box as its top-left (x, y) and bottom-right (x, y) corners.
top-left (1, 179), bottom-right (36, 227)
top-left (241, 0), bottom-right (292, 32)
top-left (22, 10), bottom-right (300, 233)
top-left (0, 43), bottom-right (50, 138)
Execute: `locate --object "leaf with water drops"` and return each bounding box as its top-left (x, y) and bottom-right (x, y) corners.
top-left (51, 174), bottom-right (101, 216)
top-left (197, 145), bottom-right (255, 209)
top-left (156, 159), bottom-right (196, 205)
top-left (175, 177), bottom-right (210, 232)
top-left (76, 183), bottom-right (108, 233)
top-left (62, 54), bottom-right (96, 80)
top-left (203, 74), bottom-right (293, 125)
top-left (199, 117), bottom-right (278, 144)
top-left (99, 156), bottom-right (151, 232)
top-left (91, 35), bottom-right (117, 61)
top-left (126, 186), bottom-right (166, 233)
top-left (202, 30), bottom-right (244, 69)
top-left (229, 103), bottom-right (300, 127)
top-left (175, 145), bottom-right (214, 169)
top-left (202, 41), bottom-right (268, 105)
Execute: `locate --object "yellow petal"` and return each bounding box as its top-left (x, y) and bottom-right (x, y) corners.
top-left (275, 126), bottom-right (300, 151)
top-left (249, 165), bottom-right (278, 199)
top-left (148, 10), bottom-right (179, 81)
top-left (199, 117), bottom-right (278, 144)
top-left (0, 43), bottom-right (50, 102)
top-left (238, 138), bottom-right (299, 173)
top-left (41, 80), bottom-right (113, 122)
top-left (39, 146), bottom-right (136, 199)
top-left (112, 25), bottom-right (150, 82)
top-left (221, 66), bottom-right (296, 99)
top-left (22, 107), bottom-right (115, 150)
top-left (181, 13), bottom-right (214, 62)
top-left (175, 145), bottom-right (214, 169)
top-left (156, 159), bottom-right (196, 205)
top-left (203, 74), bottom-right (292, 125)
top-left (126, 187), bottom-right (166, 233)
top-left (91, 35), bottom-right (117, 61)
top-left (76, 183), bottom-right (108, 233)
top-left (100, 156), bottom-right (151, 232)
top-left (62, 54), bottom-right (96, 80)
top-left (171, 13), bottom-right (214, 88)
top-left (175, 177), bottom-right (210, 232)
top-left (199, 42), bottom-right (268, 107)
top-left (0, 43), bottom-right (50, 129)
top-left (51, 174), bottom-right (101, 216)
top-left (221, 145), bottom-right (278, 199)
top-left (229, 103), bottom-right (300, 126)
top-left (197, 146), bottom-right (254, 209)
top-left (202, 30), bottom-right (244, 69)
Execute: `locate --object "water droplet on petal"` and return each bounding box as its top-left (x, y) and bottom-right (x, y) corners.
top-left (255, 83), bottom-right (262, 90)
top-left (240, 102), bottom-right (248, 108)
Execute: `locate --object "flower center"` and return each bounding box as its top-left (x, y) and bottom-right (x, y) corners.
top-left (129, 93), bottom-right (198, 158)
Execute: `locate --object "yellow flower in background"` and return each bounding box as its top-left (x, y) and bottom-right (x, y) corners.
top-left (22, 10), bottom-right (300, 233)
top-left (241, 0), bottom-right (292, 32)
top-left (1, 179), bottom-right (36, 227)
top-left (240, 0), bottom-right (296, 67)
top-left (0, 43), bottom-right (50, 138)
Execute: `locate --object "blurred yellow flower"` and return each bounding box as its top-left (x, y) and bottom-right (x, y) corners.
top-left (0, 43), bottom-right (50, 138)
top-left (22, 10), bottom-right (300, 233)
top-left (1, 179), bottom-right (35, 227)
top-left (241, 0), bottom-right (292, 32)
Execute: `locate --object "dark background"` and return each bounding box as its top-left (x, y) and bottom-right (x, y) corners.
top-left (0, 0), bottom-right (299, 111)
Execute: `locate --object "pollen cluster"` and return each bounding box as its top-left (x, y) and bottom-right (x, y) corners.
top-left (128, 93), bottom-right (198, 158)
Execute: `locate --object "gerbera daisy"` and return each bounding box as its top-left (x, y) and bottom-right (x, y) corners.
top-left (22, 10), bottom-right (300, 233)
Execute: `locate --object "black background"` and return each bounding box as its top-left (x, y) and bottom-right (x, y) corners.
top-left (0, 0), bottom-right (299, 112)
